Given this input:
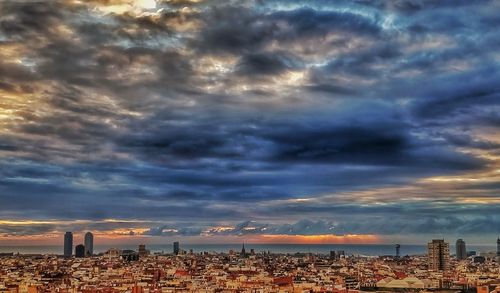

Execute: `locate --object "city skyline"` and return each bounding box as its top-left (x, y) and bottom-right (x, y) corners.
top-left (0, 0), bottom-right (500, 246)
top-left (12, 230), bottom-right (500, 258)
top-left (3, 231), bottom-right (500, 265)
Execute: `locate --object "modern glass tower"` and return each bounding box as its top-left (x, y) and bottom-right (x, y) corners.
top-left (84, 232), bottom-right (93, 257)
top-left (456, 239), bottom-right (466, 260)
top-left (64, 232), bottom-right (73, 257)
top-left (173, 241), bottom-right (180, 255)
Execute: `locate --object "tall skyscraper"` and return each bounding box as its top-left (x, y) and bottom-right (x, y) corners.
top-left (395, 244), bottom-right (401, 258)
top-left (456, 239), bottom-right (466, 260)
top-left (428, 239), bottom-right (450, 271)
top-left (64, 232), bottom-right (73, 257)
top-left (173, 241), bottom-right (180, 255)
top-left (75, 244), bottom-right (85, 258)
top-left (84, 232), bottom-right (93, 257)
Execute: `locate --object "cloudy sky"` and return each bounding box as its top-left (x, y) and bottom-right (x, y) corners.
top-left (0, 0), bottom-right (499, 246)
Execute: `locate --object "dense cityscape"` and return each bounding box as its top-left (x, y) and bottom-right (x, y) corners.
top-left (0, 233), bottom-right (500, 292)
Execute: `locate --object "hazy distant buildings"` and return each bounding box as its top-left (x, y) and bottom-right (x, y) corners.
top-left (467, 250), bottom-right (477, 257)
top-left (122, 249), bottom-right (139, 261)
top-left (75, 244), bottom-right (85, 258)
top-left (456, 239), bottom-right (466, 260)
top-left (428, 239), bottom-right (450, 271)
top-left (330, 250), bottom-right (345, 260)
top-left (396, 244), bottom-right (401, 258)
top-left (138, 244), bottom-right (149, 256)
top-left (105, 248), bottom-right (121, 258)
top-left (173, 241), bottom-right (180, 255)
top-left (64, 232), bottom-right (73, 257)
top-left (84, 232), bottom-right (93, 257)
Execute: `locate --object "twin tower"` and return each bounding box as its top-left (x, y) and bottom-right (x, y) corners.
top-left (64, 231), bottom-right (93, 257)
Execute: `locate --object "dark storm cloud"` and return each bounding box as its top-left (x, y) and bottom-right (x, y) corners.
top-left (112, 104), bottom-right (486, 175)
top-left (235, 52), bottom-right (301, 76)
top-left (193, 5), bottom-right (381, 55)
top-left (266, 125), bottom-right (407, 163)
top-left (412, 68), bottom-right (500, 120)
top-left (321, 44), bottom-right (401, 77)
top-left (0, 1), bottom-right (65, 37)
top-left (0, 0), bottom-right (499, 240)
top-left (440, 132), bottom-right (500, 150)
top-left (269, 8), bottom-right (381, 37)
top-left (191, 6), bottom-right (274, 54)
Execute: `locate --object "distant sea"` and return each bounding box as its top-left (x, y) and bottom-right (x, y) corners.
top-left (0, 244), bottom-right (496, 256)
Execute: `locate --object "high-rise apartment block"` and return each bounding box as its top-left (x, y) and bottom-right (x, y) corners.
top-left (428, 239), bottom-right (450, 271)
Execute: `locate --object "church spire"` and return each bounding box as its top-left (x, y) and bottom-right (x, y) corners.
top-left (240, 243), bottom-right (246, 258)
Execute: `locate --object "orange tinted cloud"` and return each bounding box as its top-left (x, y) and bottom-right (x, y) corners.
top-left (0, 232), bottom-right (381, 246)
top-left (250, 234), bottom-right (380, 244)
